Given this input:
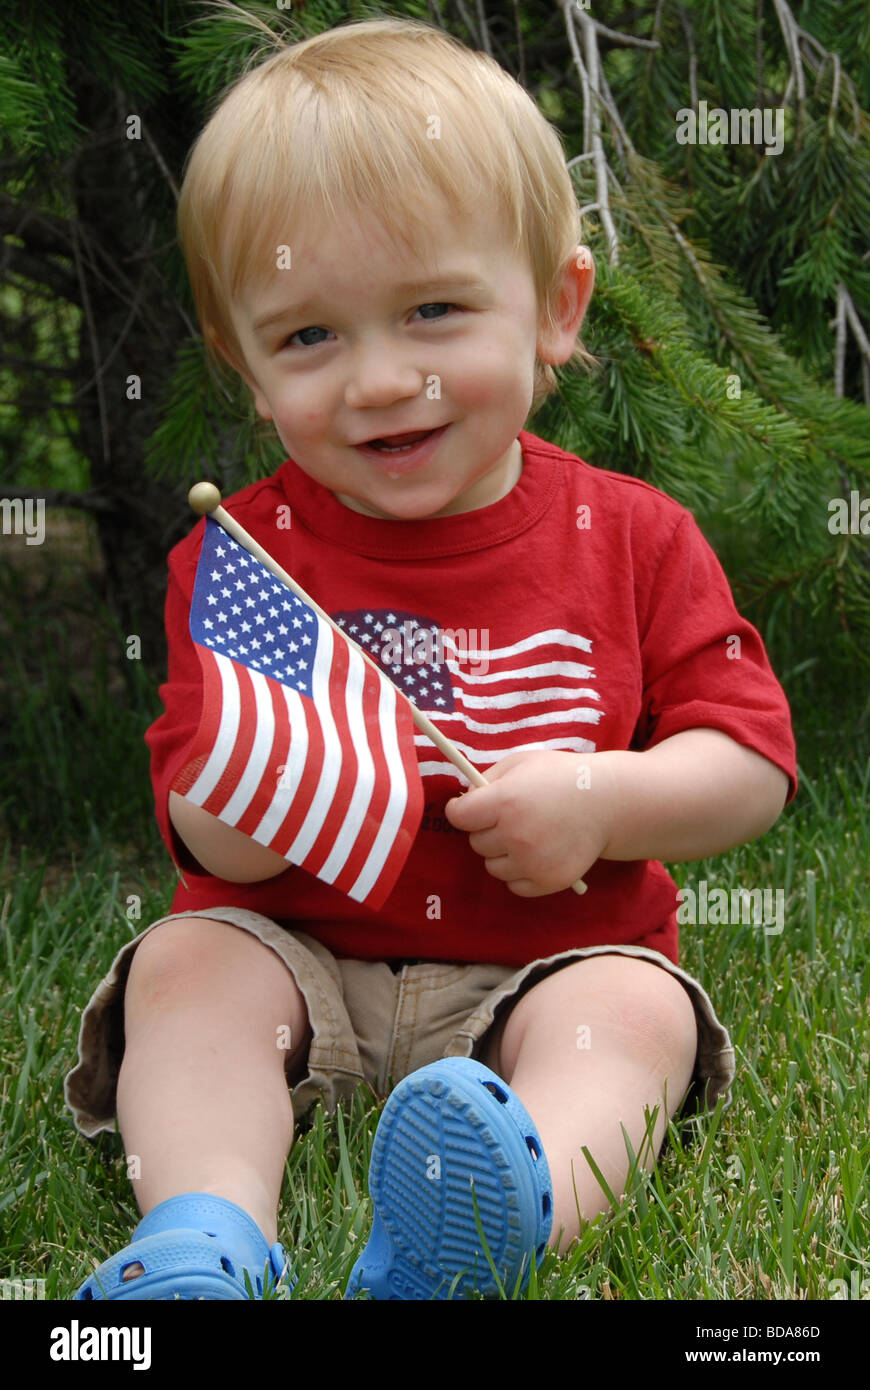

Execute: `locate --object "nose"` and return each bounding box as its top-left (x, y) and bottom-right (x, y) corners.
top-left (343, 342), bottom-right (425, 411)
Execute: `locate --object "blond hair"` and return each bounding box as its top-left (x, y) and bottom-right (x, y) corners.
top-left (178, 14), bottom-right (598, 414)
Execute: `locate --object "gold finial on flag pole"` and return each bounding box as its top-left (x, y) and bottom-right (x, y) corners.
top-left (188, 481), bottom-right (223, 515)
top-left (187, 483), bottom-right (587, 895)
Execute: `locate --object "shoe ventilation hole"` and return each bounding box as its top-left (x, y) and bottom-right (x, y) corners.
top-left (482, 1080), bottom-right (508, 1103)
top-left (542, 1193), bottom-right (552, 1219)
top-left (81, 1287), bottom-right (95, 1300)
top-left (121, 1261), bottom-right (145, 1280)
top-left (256, 1275), bottom-right (263, 1294)
top-left (525, 1135), bottom-right (540, 1160)
top-left (205, 1231), bottom-right (217, 1238)
top-left (536, 1243), bottom-right (547, 1260)
top-left (221, 1257), bottom-right (236, 1277)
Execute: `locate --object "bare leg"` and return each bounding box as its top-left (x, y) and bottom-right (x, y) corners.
top-left (115, 918), bottom-right (311, 1251)
top-left (481, 955), bottom-right (698, 1251)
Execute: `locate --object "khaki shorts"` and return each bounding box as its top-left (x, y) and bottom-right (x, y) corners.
top-left (64, 907), bottom-right (735, 1139)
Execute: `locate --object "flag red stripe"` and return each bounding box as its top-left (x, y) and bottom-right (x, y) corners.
top-left (376, 697), bottom-right (426, 897)
top-left (234, 674), bottom-right (291, 839)
top-left (201, 661), bottom-right (256, 818)
top-left (173, 648), bottom-right (226, 794)
top-left (331, 670), bottom-right (393, 898)
top-left (269, 695), bottom-right (325, 857)
top-left (303, 629), bottom-right (359, 875)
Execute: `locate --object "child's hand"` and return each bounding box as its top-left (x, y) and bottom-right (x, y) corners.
top-left (444, 750), bottom-right (618, 897)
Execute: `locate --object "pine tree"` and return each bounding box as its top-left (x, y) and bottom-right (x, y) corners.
top-left (2, 0), bottom-right (868, 710)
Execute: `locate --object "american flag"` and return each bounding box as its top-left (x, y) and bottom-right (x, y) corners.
top-left (171, 516), bottom-right (424, 908)
top-left (331, 609), bottom-right (603, 781)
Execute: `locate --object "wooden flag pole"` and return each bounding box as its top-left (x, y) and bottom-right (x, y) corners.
top-left (188, 482), bottom-right (587, 895)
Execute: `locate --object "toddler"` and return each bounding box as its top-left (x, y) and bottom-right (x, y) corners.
top-left (65, 15), bottom-right (797, 1300)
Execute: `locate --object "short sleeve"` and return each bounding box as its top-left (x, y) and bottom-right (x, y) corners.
top-left (635, 511), bottom-right (798, 803)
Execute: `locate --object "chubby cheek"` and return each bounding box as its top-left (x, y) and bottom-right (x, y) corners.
top-left (452, 343), bottom-right (535, 418)
top-left (276, 405), bottom-right (330, 445)
top-left (448, 341), bottom-right (517, 407)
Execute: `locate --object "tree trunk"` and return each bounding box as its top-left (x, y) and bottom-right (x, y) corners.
top-left (71, 75), bottom-right (194, 676)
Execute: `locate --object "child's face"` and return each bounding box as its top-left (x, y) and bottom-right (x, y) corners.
top-left (225, 199), bottom-right (591, 521)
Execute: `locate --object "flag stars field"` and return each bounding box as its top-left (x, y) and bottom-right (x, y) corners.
top-left (195, 535), bottom-right (321, 680)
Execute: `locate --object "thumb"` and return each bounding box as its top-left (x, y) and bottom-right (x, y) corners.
top-left (444, 758), bottom-right (513, 823)
top-left (444, 783), bottom-right (488, 829)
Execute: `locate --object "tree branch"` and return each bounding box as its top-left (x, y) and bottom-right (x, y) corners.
top-left (590, 18), bottom-right (659, 50)
top-left (678, 5), bottom-right (698, 112)
top-left (473, 0), bottom-right (493, 58)
top-left (772, 0), bottom-right (860, 136)
top-left (564, 3), bottom-right (621, 265)
top-left (838, 283), bottom-right (870, 404)
top-left (0, 487), bottom-right (114, 513)
top-left (0, 194), bottom-right (74, 260)
top-left (70, 221), bottom-right (111, 468)
top-left (0, 352), bottom-right (75, 379)
top-left (2, 245), bottom-right (81, 305)
top-left (833, 284), bottom-right (847, 398)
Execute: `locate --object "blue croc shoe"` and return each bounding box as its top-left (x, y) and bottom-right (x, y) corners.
top-left (345, 1057), bottom-right (553, 1300)
top-left (75, 1193), bottom-right (294, 1301)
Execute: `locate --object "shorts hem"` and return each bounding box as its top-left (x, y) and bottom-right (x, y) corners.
top-left (63, 912), bottom-right (734, 1136)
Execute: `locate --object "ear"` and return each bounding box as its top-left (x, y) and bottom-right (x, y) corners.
top-left (208, 326), bottom-right (273, 422)
top-left (537, 246), bottom-right (596, 366)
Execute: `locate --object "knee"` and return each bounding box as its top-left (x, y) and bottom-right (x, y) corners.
top-left (596, 961), bottom-right (699, 1111)
top-left (615, 963), bottom-right (698, 1074)
top-left (502, 956), bottom-right (698, 1076)
top-left (126, 917), bottom-right (229, 1003)
top-left (591, 957), bottom-right (697, 1050)
top-left (124, 918), bottom-right (311, 1056)
top-left (126, 918), bottom-right (304, 1017)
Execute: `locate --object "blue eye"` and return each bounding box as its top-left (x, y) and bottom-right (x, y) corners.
top-left (288, 325), bottom-right (331, 348)
top-left (416, 302), bottom-right (454, 320)
top-left (283, 303), bottom-right (456, 350)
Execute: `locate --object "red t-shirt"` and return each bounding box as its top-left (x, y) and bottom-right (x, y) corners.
top-left (146, 429), bottom-right (798, 967)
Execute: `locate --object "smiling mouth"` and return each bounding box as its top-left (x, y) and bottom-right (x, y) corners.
top-left (353, 425), bottom-right (450, 476)
top-left (363, 429), bottom-right (436, 453)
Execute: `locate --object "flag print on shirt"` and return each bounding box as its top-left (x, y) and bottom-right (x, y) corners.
top-left (332, 609), bottom-right (603, 784)
top-left (171, 517), bottom-right (424, 909)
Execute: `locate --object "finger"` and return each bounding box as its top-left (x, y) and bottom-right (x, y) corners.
top-left (483, 857), bottom-right (546, 897)
top-left (505, 879), bottom-right (547, 898)
top-left (482, 854), bottom-right (513, 881)
top-left (444, 786), bottom-right (500, 832)
top-left (467, 828), bottom-right (506, 858)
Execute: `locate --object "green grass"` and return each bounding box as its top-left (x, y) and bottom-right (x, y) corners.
top-left (0, 546), bottom-right (158, 850)
top-left (0, 745), bottom-right (866, 1301)
top-left (0, 539), bottom-right (867, 1300)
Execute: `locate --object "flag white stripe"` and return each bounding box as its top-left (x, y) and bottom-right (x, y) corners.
top-left (252, 685), bottom-right (305, 842)
top-left (288, 622), bottom-right (342, 861)
top-left (441, 629), bottom-right (594, 659)
top-left (453, 685), bottom-right (600, 709)
top-left (415, 733), bottom-right (597, 768)
top-left (319, 647), bottom-right (374, 883)
top-left (221, 667), bottom-right (275, 825)
top-left (417, 760), bottom-right (472, 785)
top-left (185, 652), bottom-right (240, 805)
top-left (351, 677), bottom-right (410, 902)
top-left (443, 659), bottom-right (596, 685)
top-left (415, 706), bottom-right (602, 735)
